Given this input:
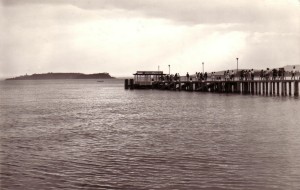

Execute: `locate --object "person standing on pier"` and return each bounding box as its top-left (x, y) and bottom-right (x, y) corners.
top-left (204, 72), bottom-right (208, 81)
top-left (260, 70), bottom-right (264, 80)
top-left (199, 72), bottom-right (202, 81)
top-left (291, 66), bottom-right (296, 80)
top-left (230, 70), bottom-right (235, 81)
top-left (251, 69), bottom-right (255, 80)
top-left (186, 72), bottom-right (189, 81)
top-left (227, 70), bottom-right (230, 81)
top-left (266, 68), bottom-right (270, 80)
top-left (225, 71), bottom-right (229, 81)
top-left (240, 70), bottom-right (244, 80)
top-left (211, 72), bottom-right (215, 81)
top-left (272, 68), bottom-right (277, 80)
top-left (278, 69), bottom-right (282, 80)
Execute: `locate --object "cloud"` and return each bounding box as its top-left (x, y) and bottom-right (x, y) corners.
top-left (241, 33), bottom-right (300, 69)
top-left (3, 0), bottom-right (299, 26)
top-left (0, 0), bottom-right (299, 77)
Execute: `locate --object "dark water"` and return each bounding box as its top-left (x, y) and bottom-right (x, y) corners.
top-left (1, 79), bottom-right (300, 190)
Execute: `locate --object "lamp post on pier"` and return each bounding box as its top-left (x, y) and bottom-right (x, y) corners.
top-left (168, 65), bottom-right (170, 75)
top-left (236, 58), bottom-right (239, 80)
top-left (236, 58), bottom-right (239, 73)
top-left (202, 62), bottom-right (204, 73)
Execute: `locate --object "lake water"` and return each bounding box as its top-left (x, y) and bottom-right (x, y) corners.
top-left (1, 79), bottom-right (300, 190)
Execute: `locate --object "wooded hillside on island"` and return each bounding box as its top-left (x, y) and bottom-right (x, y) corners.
top-left (6, 73), bottom-right (115, 80)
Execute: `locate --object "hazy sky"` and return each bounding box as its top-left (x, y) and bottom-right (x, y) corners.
top-left (1, 0), bottom-right (299, 77)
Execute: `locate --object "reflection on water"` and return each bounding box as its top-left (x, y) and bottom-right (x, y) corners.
top-left (1, 79), bottom-right (300, 190)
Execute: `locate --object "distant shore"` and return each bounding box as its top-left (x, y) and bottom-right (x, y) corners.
top-left (5, 72), bottom-right (115, 80)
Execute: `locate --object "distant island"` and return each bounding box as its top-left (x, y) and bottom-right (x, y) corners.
top-left (6, 72), bottom-right (115, 80)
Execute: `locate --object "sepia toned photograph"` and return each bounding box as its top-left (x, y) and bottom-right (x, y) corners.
top-left (1, 0), bottom-right (300, 189)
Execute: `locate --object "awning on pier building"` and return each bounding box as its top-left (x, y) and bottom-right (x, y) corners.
top-left (133, 71), bottom-right (165, 86)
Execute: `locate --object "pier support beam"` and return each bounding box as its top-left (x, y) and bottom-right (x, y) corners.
top-left (277, 82), bottom-right (280, 96)
top-left (245, 82), bottom-right (248, 94)
top-left (125, 79), bottom-right (129, 89)
top-left (241, 82), bottom-right (245, 94)
top-left (247, 82), bottom-right (250, 94)
top-left (251, 82), bottom-right (254, 95)
top-left (295, 81), bottom-right (299, 96)
top-left (189, 82), bottom-right (193, 91)
top-left (129, 79), bottom-right (134, 90)
top-left (289, 82), bottom-right (292, 96)
top-left (284, 82), bottom-right (287, 96)
top-left (218, 82), bottom-right (222, 93)
top-left (233, 83), bottom-right (237, 93)
top-left (281, 82), bottom-right (285, 96)
top-left (237, 82), bottom-right (241, 93)
top-left (195, 83), bottom-right (199, 91)
top-left (255, 82), bottom-right (258, 95)
top-left (230, 83), bottom-right (233, 93)
top-left (225, 83), bottom-right (229, 93)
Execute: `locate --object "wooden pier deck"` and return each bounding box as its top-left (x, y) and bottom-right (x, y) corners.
top-left (125, 79), bottom-right (300, 97)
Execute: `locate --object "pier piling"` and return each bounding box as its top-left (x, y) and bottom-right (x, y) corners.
top-left (125, 79), bottom-right (129, 89)
top-left (270, 82), bottom-right (273, 95)
top-left (295, 81), bottom-right (299, 96)
top-left (284, 82), bottom-right (287, 96)
top-left (129, 79), bottom-right (134, 90)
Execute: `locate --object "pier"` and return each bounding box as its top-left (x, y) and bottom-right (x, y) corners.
top-left (124, 71), bottom-right (300, 97)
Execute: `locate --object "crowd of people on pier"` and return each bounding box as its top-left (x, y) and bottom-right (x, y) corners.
top-left (256, 66), bottom-right (298, 80)
top-left (239, 69), bottom-right (254, 80)
top-left (158, 66), bottom-right (299, 82)
top-left (259, 68), bottom-right (284, 80)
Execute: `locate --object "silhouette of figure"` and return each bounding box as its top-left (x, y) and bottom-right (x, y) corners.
top-left (291, 66), bottom-right (296, 80)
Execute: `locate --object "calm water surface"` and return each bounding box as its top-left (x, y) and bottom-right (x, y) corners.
top-left (1, 79), bottom-right (300, 190)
